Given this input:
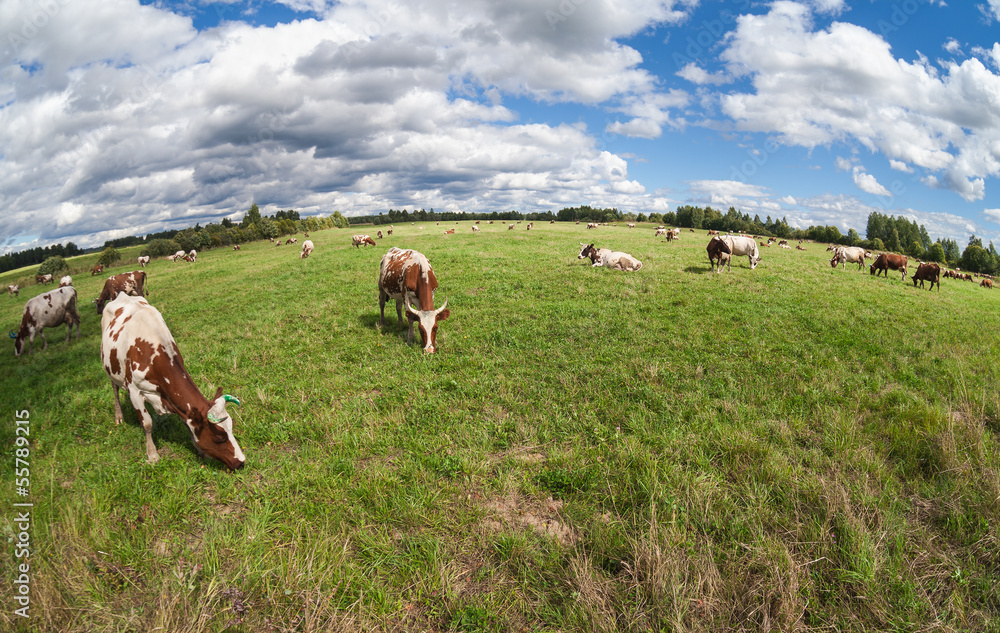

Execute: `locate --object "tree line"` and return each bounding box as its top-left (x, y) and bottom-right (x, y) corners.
top-left (0, 242), bottom-right (84, 274)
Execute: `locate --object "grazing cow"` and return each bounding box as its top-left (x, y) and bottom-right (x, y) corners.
top-left (577, 243), bottom-right (643, 271)
top-left (95, 271), bottom-right (147, 314)
top-left (171, 250), bottom-right (187, 262)
top-left (870, 253), bottom-right (908, 281)
top-left (137, 256), bottom-right (150, 267)
top-left (91, 264), bottom-right (105, 276)
top-left (715, 235), bottom-right (762, 271)
top-left (911, 262), bottom-right (941, 291)
top-left (471, 226), bottom-right (480, 232)
top-left (387, 228), bottom-right (393, 236)
top-left (59, 275), bottom-right (72, 287)
top-left (830, 246), bottom-right (868, 271)
top-left (981, 278), bottom-right (993, 289)
top-left (8, 284), bottom-right (19, 297)
top-left (352, 235), bottom-right (377, 248)
top-left (707, 236), bottom-right (732, 273)
top-left (377, 248), bottom-right (450, 354)
top-left (36, 274), bottom-right (53, 285)
top-left (274, 240), bottom-right (282, 247)
top-left (654, 227), bottom-right (667, 237)
top-left (508, 224), bottom-right (515, 230)
top-left (300, 240), bottom-right (315, 259)
top-left (233, 245), bottom-right (241, 251)
top-left (526, 223), bottom-right (532, 231)
top-left (187, 250), bottom-right (197, 262)
top-left (707, 230), bottom-right (719, 235)
top-left (377, 230), bottom-right (383, 239)
top-left (587, 223), bottom-right (599, 229)
top-left (11, 286), bottom-right (80, 356)
top-left (100, 293), bottom-right (245, 469)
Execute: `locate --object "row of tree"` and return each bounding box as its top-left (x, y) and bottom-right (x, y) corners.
top-left (0, 242), bottom-right (84, 274)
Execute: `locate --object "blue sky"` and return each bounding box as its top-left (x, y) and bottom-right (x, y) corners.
top-left (3, 0), bottom-right (1000, 250)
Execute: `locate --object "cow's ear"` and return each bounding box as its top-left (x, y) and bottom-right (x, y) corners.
top-left (437, 309), bottom-right (450, 322)
top-left (213, 386), bottom-right (224, 401)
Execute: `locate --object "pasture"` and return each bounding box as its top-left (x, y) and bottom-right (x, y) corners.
top-left (1, 222), bottom-right (998, 632)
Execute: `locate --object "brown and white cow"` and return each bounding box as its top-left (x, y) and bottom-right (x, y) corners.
top-left (715, 235), bottom-right (761, 271)
top-left (36, 274), bottom-right (53, 285)
top-left (137, 255), bottom-right (150, 267)
top-left (95, 271), bottom-right (147, 314)
top-left (981, 278), bottom-right (994, 289)
top-left (353, 234), bottom-right (376, 248)
top-left (830, 246), bottom-right (868, 271)
top-left (377, 230), bottom-right (383, 239)
top-left (100, 293), bottom-right (245, 469)
top-left (444, 229), bottom-right (456, 234)
top-left (91, 264), bottom-right (105, 275)
top-left (706, 236), bottom-right (732, 273)
top-left (59, 275), bottom-right (72, 287)
top-left (169, 250), bottom-right (187, 262)
top-left (300, 240), bottom-right (314, 259)
top-left (378, 248), bottom-right (450, 354)
top-left (577, 243), bottom-right (643, 271)
top-left (232, 245), bottom-right (241, 251)
top-left (11, 286), bottom-right (80, 356)
top-left (471, 226), bottom-right (481, 232)
top-left (508, 223), bottom-right (515, 230)
top-left (911, 262), bottom-right (941, 291)
top-left (870, 253), bottom-right (908, 280)
top-left (186, 250), bottom-right (197, 262)
top-left (8, 284), bottom-right (19, 297)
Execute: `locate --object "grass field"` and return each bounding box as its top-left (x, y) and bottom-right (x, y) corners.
top-left (1, 222), bottom-right (998, 632)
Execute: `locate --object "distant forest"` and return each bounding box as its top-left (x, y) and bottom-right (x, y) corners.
top-left (5, 205), bottom-right (1000, 275)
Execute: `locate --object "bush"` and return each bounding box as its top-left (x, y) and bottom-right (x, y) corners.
top-left (142, 239), bottom-right (182, 258)
top-left (96, 247), bottom-right (121, 268)
top-left (38, 256), bottom-right (68, 276)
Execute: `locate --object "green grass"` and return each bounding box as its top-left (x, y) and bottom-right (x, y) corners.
top-left (2, 223), bottom-right (999, 631)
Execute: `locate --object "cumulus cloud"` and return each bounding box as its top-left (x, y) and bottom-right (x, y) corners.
top-left (852, 167), bottom-right (891, 197)
top-left (676, 63), bottom-right (730, 85)
top-left (944, 38), bottom-right (962, 55)
top-left (0, 0), bottom-right (698, 248)
top-left (889, 159), bottom-right (913, 173)
top-left (719, 1), bottom-right (1000, 202)
top-left (985, 208), bottom-right (1000, 222)
top-left (834, 156), bottom-right (853, 172)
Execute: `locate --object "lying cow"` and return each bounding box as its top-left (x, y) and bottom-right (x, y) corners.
top-left (870, 253), bottom-right (907, 281)
top-left (706, 236), bottom-right (732, 273)
top-left (830, 246), bottom-right (868, 271)
top-left (95, 271), bottom-right (147, 314)
top-left (300, 240), bottom-right (314, 259)
top-left (100, 293), bottom-right (245, 469)
top-left (11, 286), bottom-right (80, 356)
top-left (352, 234), bottom-right (376, 248)
top-left (715, 235), bottom-right (761, 271)
top-left (378, 248), bottom-right (450, 354)
top-left (911, 262), bottom-right (940, 291)
top-left (577, 243), bottom-right (643, 271)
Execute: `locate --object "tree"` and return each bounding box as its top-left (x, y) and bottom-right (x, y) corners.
top-left (259, 217), bottom-right (280, 239)
top-left (926, 243), bottom-right (946, 263)
top-left (968, 234), bottom-right (984, 249)
top-left (242, 203), bottom-right (261, 229)
top-left (961, 244), bottom-right (993, 274)
top-left (847, 228), bottom-right (861, 245)
top-left (97, 247), bottom-right (122, 268)
top-left (142, 239), bottom-right (183, 258)
top-left (38, 256), bottom-right (68, 277)
top-left (906, 240), bottom-right (925, 259)
top-left (330, 211), bottom-right (350, 229)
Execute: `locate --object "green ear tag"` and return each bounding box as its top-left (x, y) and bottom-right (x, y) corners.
top-left (208, 412), bottom-right (220, 423)
top-left (223, 394), bottom-right (241, 406)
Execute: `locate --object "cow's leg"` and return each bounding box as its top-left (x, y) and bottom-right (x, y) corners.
top-left (111, 384), bottom-right (124, 425)
top-left (127, 390), bottom-right (159, 464)
top-left (37, 329), bottom-right (46, 351)
top-left (379, 292), bottom-right (387, 328)
top-left (395, 299), bottom-right (404, 326)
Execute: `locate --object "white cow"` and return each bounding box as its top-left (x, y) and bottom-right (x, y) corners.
top-left (577, 243), bottom-right (643, 271)
top-left (717, 235), bottom-right (761, 271)
top-left (137, 256), bottom-right (150, 267)
top-left (830, 246), bottom-right (868, 271)
top-left (300, 240), bottom-right (315, 259)
top-left (11, 286), bottom-right (80, 356)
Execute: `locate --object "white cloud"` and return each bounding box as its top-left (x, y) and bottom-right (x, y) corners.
top-left (676, 63), bottom-right (730, 85)
top-left (944, 38), bottom-right (962, 55)
top-left (889, 159), bottom-right (913, 173)
top-left (985, 208), bottom-right (1000, 223)
top-left (835, 156), bottom-right (853, 172)
top-left (719, 1), bottom-right (1000, 202)
top-left (980, 1), bottom-right (1000, 22)
top-left (852, 168), bottom-right (891, 197)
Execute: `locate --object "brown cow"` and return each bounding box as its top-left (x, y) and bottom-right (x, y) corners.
top-left (95, 271), bottom-right (147, 314)
top-left (911, 262), bottom-right (941, 291)
top-left (91, 264), bottom-right (105, 276)
top-left (377, 248), bottom-right (450, 354)
top-left (869, 253), bottom-right (908, 281)
top-left (981, 278), bottom-right (993, 289)
top-left (707, 236), bottom-right (732, 273)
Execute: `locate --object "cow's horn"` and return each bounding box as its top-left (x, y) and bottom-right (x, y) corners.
top-left (9, 331), bottom-right (16, 339)
top-left (223, 394), bottom-right (241, 406)
top-left (435, 299), bottom-right (448, 314)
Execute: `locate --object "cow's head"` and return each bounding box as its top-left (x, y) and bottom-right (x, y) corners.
top-left (193, 389), bottom-right (246, 470)
top-left (405, 298), bottom-right (450, 354)
top-left (829, 256), bottom-right (839, 268)
top-left (578, 243), bottom-right (598, 262)
top-left (10, 330), bottom-right (25, 357)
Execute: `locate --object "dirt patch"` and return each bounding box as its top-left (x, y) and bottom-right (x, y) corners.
top-left (480, 494), bottom-right (575, 545)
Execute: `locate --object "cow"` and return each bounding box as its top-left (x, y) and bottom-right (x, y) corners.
top-left (707, 230), bottom-right (720, 235)
top-left (287, 238), bottom-right (298, 245)
top-left (8, 284), bottom-right (19, 297)
top-left (353, 235), bottom-right (376, 248)
top-left (526, 223), bottom-right (532, 231)
top-left (870, 253), bottom-right (908, 281)
top-left (377, 247), bottom-right (450, 354)
top-left (170, 250), bottom-right (187, 262)
top-left (796, 245), bottom-right (806, 251)
top-left (300, 240), bottom-right (315, 259)
top-left (187, 250), bottom-right (197, 262)
top-left (707, 236), bottom-right (732, 273)
top-left (387, 228), bottom-right (393, 236)
top-left (377, 230), bottom-right (383, 239)
top-left (232, 245), bottom-right (241, 251)
top-left (95, 271), bottom-right (147, 314)
top-left (577, 243), bottom-right (643, 271)
top-left (715, 235), bottom-right (761, 271)
top-left (587, 223), bottom-right (599, 229)
top-left (91, 264), bottom-right (105, 275)
top-left (911, 262), bottom-right (941, 291)
top-left (780, 243), bottom-right (791, 249)
top-left (981, 278), bottom-right (994, 289)
top-left (444, 229), bottom-right (456, 235)
top-left (36, 274), bottom-right (53, 285)
top-left (830, 246), bottom-right (868, 271)
top-left (100, 293), bottom-right (245, 469)
top-left (59, 275), bottom-right (72, 287)
top-left (471, 226), bottom-right (481, 233)
top-left (508, 224), bottom-right (515, 230)
top-left (10, 286), bottom-right (80, 356)
top-left (137, 256), bottom-right (150, 267)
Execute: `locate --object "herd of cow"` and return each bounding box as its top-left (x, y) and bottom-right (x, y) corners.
top-left (5, 225), bottom-right (988, 471)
